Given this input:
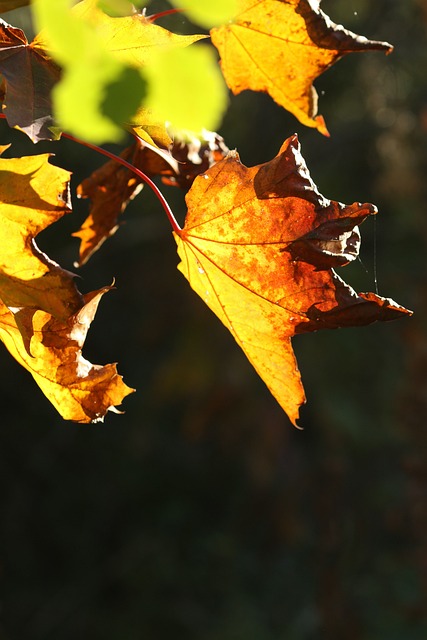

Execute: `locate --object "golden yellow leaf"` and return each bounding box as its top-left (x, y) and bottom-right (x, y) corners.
top-left (0, 153), bottom-right (133, 422)
top-left (32, 0), bottom-right (206, 68)
top-left (0, 153), bottom-right (82, 318)
top-left (0, 288), bottom-right (134, 422)
top-left (32, 0), bottom-right (207, 144)
top-left (174, 135), bottom-right (411, 425)
top-left (210, 0), bottom-right (393, 134)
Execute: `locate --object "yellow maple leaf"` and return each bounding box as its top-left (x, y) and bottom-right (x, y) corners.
top-left (0, 152), bottom-right (132, 421)
top-left (0, 152), bottom-right (82, 318)
top-left (211, 0), bottom-right (393, 134)
top-left (71, 0), bottom-right (206, 67)
top-left (0, 289), bottom-right (134, 422)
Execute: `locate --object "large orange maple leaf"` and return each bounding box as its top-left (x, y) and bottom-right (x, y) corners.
top-left (211, 0), bottom-right (392, 134)
top-left (174, 135), bottom-right (411, 425)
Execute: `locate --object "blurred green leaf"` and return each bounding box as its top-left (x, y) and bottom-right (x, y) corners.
top-left (32, 0), bottom-right (127, 141)
top-left (168, 0), bottom-right (238, 29)
top-left (144, 43), bottom-right (228, 134)
top-left (97, 0), bottom-right (135, 16)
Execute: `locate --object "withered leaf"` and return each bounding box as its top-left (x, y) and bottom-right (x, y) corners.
top-left (174, 135), bottom-right (412, 425)
top-left (0, 288), bottom-right (134, 423)
top-left (74, 142), bottom-right (146, 267)
top-left (159, 132), bottom-right (230, 189)
top-left (74, 132), bottom-right (229, 266)
top-left (0, 19), bottom-right (60, 142)
top-left (211, 0), bottom-right (393, 134)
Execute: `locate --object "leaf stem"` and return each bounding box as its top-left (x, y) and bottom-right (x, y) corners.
top-left (62, 133), bottom-right (182, 233)
top-left (147, 9), bottom-right (183, 22)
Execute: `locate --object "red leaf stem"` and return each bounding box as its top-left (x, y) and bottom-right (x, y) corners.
top-left (62, 133), bottom-right (182, 233)
top-left (147, 9), bottom-right (183, 23)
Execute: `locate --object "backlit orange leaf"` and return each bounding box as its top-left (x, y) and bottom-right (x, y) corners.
top-left (74, 132), bottom-right (229, 266)
top-left (0, 152), bottom-right (132, 421)
top-left (0, 20), bottom-right (60, 141)
top-left (0, 288), bottom-right (134, 423)
top-left (210, 0), bottom-right (393, 134)
top-left (174, 135), bottom-right (412, 425)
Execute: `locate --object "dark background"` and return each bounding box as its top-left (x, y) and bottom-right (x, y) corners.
top-left (0, 1), bottom-right (426, 638)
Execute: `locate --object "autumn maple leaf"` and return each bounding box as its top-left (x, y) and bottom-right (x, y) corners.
top-left (0, 288), bottom-right (133, 423)
top-left (174, 135), bottom-right (411, 425)
top-left (211, 0), bottom-right (393, 134)
top-left (0, 152), bottom-right (82, 318)
top-left (0, 152), bottom-right (133, 422)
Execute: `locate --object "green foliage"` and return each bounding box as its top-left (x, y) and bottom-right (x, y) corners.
top-left (143, 44), bottom-right (228, 133)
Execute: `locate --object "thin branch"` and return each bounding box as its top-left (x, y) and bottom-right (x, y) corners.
top-left (147, 9), bottom-right (183, 23)
top-left (62, 132), bottom-right (182, 233)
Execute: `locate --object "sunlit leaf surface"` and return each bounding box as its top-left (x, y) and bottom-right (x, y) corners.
top-left (175, 136), bottom-right (411, 424)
